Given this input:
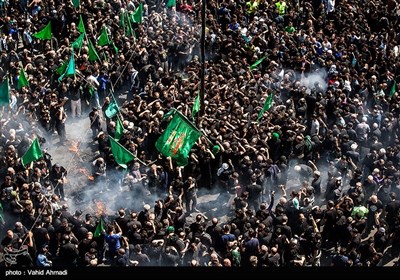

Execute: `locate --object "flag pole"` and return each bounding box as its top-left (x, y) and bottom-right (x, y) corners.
top-left (199, 0), bottom-right (206, 120)
top-left (170, 108), bottom-right (202, 134)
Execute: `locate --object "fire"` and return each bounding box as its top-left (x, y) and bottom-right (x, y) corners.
top-left (69, 140), bottom-right (80, 153)
top-left (95, 200), bottom-right (107, 216)
top-left (78, 168), bottom-right (95, 181)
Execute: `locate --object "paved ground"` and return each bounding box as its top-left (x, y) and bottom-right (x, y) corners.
top-left (43, 107), bottom-right (399, 267)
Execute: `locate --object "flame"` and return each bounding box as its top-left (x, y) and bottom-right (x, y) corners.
top-left (69, 140), bottom-right (80, 153)
top-left (78, 168), bottom-right (95, 181)
top-left (95, 200), bottom-right (107, 216)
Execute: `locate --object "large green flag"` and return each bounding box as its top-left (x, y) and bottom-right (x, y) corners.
top-left (21, 138), bottom-right (43, 167)
top-left (131, 3), bottom-right (143, 23)
top-left (93, 217), bottom-right (105, 238)
top-left (109, 136), bottom-right (136, 168)
top-left (58, 52), bottom-right (75, 82)
top-left (78, 15), bottom-right (85, 33)
top-left (155, 110), bottom-right (202, 166)
top-left (389, 80), bottom-right (397, 97)
top-left (257, 93), bottom-right (274, 122)
top-left (17, 68), bottom-right (29, 90)
top-left (105, 101), bottom-right (119, 118)
top-left (166, 0), bottom-right (176, 8)
top-left (115, 116), bottom-right (124, 141)
top-left (0, 77), bottom-right (10, 106)
top-left (71, 33), bottom-right (84, 49)
top-left (98, 26), bottom-right (110, 46)
top-left (32, 21), bottom-right (52, 40)
top-left (71, 0), bottom-right (80, 8)
top-left (192, 92), bottom-right (200, 118)
top-left (250, 56), bottom-right (267, 70)
top-left (88, 39), bottom-right (100, 61)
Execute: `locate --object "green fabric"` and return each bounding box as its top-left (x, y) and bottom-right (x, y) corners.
top-left (105, 101), bottom-right (119, 118)
top-left (112, 42), bottom-right (119, 54)
top-left (88, 39), bottom-right (100, 61)
top-left (71, 33), bottom-right (84, 49)
top-left (155, 110), bottom-right (202, 166)
top-left (119, 10), bottom-right (125, 28)
top-left (131, 3), bottom-right (143, 23)
top-left (192, 92), bottom-right (200, 118)
top-left (109, 136), bottom-right (136, 168)
top-left (71, 0), bottom-right (80, 8)
top-left (212, 145), bottom-right (220, 155)
top-left (58, 52), bottom-right (75, 82)
top-left (390, 80), bottom-right (397, 97)
top-left (93, 217), bottom-right (105, 238)
top-left (114, 116), bottom-right (124, 141)
top-left (17, 68), bottom-right (29, 90)
top-left (78, 15), bottom-right (85, 33)
top-left (276, 1), bottom-right (286, 15)
top-left (0, 77), bottom-right (10, 106)
top-left (32, 21), bottom-right (52, 40)
top-left (351, 206), bottom-right (369, 219)
top-left (257, 93), bottom-right (273, 122)
top-left (250, 56), bottom-right (266, 70)
top-left (166, 0), bottom-right (176, 8)
top-left (56, 61), bottom-right (67, 75)
top-left (21, 138), bottom-right (43, 167)
top-left (98, 26), bottom-right (110, 46)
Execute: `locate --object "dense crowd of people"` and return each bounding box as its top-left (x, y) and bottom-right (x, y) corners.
top-left (0, 0), bottom-right (400, 268)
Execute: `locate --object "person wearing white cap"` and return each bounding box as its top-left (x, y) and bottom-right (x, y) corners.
top-left (216, 159), bottom-right (234, 191)
top-left (311, 170), bottom-right (322, 199)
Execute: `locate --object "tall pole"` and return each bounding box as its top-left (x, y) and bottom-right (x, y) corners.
top-left (199, 0), bottom-right (206, 119)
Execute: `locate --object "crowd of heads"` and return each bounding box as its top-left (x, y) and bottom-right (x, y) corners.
top-left (0, 0), bottom-right (400, 268)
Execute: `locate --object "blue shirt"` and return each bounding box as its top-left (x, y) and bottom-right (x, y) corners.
top-left (105, 233), bottom-right (121, 253)
top-left (36, 253), bottom-right (51, 267)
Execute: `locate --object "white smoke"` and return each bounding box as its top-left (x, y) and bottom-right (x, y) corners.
top-left (300, 68), bottom-right (328, 94)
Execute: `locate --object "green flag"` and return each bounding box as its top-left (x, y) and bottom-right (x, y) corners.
top-left (250, 56), bottom-right (266, 70)
top-left (71, 33), bottom-right (84, 49)
top-left (115, 116), bottom-right (124, 141)
top-left (257, 93), bottom-right (274, 122)
top-left (58, 52), bottom-right (75, 82)
top-left (105, 101), bottom-right (119, 118)
top-left (17, 68), bottom-right (29, 90)
top-left (109, 136), bottom-right (136, 168)
top-left (71, 0), bottom-right (80, 8)
top-left (389, 80), bottom-right (397, 97)
top-left (98, 26), bottom-right (110, 46)
top-left (88, 85), bottom-right (95, 98)
top-left (0, 201), bottom-right (4, 225)
top-left (155, 110), bottom-right (202, 166)
top-left (0, 77), bottom-right (10, 106)
top-left (88, 39), bottom-right (100, 61)
top-left (78, 15), bottom-right (85, 33)
top-left (21, 138), bottom-right (43, 167)
top-left (192, 92), bottom-right (200, 118)
top-left (166, 0), bottom-right (176, 8)
top-left (32, 21), bottom-right (52, 40)
top-left (56, 61), bottom-right (68, 75)
top-left (93, 217), bottom-right (105, 238)
top-left (131, 3), bottom-right (143, 23)
top-left (126, 11), bottom-right (134, 37)
top-left (112, 42), bottom-right (119, 54)
top-left (119, 10), bottom-right (126, 28)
